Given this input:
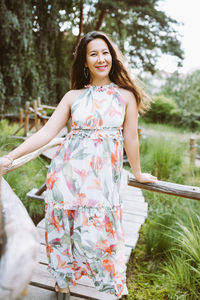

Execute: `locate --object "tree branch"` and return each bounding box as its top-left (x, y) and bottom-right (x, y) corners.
top-left (95, 8), bottom-right (107, 31)
top-left (76, 0), bottom-right (84, 46)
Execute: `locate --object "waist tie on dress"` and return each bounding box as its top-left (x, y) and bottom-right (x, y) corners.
top-left (66, 127), bottom-right (124, 141)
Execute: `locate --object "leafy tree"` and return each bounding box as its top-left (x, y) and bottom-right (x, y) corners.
top-left (0, 0), bottom-right (184, 111)
top-left (162, 70), bottom-right (200, 114)
top-left (69, 0), bottom-right (184, 73)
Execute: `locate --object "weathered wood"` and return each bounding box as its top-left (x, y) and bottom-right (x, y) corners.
top-left (39, 104), bottom-right (56, 110)
top-left (24, 285), bottom-right (84, 300)
top-left (36, 183), bottom-right (47, 196)
top-left (0, 178), bottom-right (40, 300)
top-left (19, 108), bottom-right (24, 125)
top-left (190, 137), bottom-right (197, 164)
top-left (42, 111), bottom-right (48, 125)
top-left (138, 127), bottom-right (142, 141)
top-left (128, 176), bottom-right (200, 201)
top-left (27, 188), bottom-right (45, 201)
top-left (29, 105), bottom-right (46, 129)
top-left (25, 101), bottom-right (30, 137)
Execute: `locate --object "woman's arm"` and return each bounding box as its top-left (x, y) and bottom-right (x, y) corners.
top-left (122, 90), bottom-right (157, 183)
top-left (1, 90), bottom-right (76, 168)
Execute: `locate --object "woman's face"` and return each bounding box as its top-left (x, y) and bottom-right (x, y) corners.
top-left (85, 38), bottom-right (112, 83)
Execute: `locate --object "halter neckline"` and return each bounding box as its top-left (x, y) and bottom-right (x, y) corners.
top-left (84, 82), bottom-right (116, 89)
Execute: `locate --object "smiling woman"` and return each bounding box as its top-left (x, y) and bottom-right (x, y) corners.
top-left (0, 31), bottom-right (157, 299)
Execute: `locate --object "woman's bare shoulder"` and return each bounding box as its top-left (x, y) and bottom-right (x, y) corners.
top-left (117, 87), bottom-right (136, 106)
top-left (61, 89), bottom-right (85, 106)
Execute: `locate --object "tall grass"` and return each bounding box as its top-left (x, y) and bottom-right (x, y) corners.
top-left (126, 132), bottom-right (200, 299)
top-left (140, 135), bottom-right (186, 182)
top-left (163, 212), bottom-right (200, 298)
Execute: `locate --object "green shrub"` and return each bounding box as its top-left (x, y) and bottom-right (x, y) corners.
top-left (144, 94), bottom-right (178, 123)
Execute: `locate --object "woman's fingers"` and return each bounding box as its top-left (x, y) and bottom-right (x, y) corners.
top-left (135, 173), bottom-right (158, 183)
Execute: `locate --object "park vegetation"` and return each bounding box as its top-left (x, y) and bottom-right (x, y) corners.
top-left (142, 70), bottom-right (200, 129)
top-left (0, 0), bottom-right (183, 113)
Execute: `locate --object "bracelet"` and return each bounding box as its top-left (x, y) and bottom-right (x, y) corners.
top-left (4, 155), bottom-right (14, 167)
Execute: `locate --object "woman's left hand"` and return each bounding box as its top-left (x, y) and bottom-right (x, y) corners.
top-left (135, 172), bottom-right (157, 183)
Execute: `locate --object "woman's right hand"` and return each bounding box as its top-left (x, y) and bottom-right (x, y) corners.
top-left (0, 156), bottom-right (13, 168)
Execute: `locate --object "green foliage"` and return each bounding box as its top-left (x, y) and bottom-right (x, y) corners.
top-left (160, 69), bottom-right (200, 128)
top-left (144, 94), bottom-right (178, 123)
top-left (140, 136), bottom-right (185, 182)
top-left (0, 0), bottom-right (184, 112)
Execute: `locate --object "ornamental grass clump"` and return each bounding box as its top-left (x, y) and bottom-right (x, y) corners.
top-left (163, 211), bottom-right (200, 298)
top-left (140, 136), bottom-right (185, 182)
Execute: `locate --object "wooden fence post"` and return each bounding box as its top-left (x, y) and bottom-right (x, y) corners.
top-left (19, 108), bottom-right (23, 125)
top-left (42, 111), bottom-right (47, 125)
top-left (138, 127), bottom-right (142, 141)
top-left (24, 101), bottom-right (30, 137)
top-left (33, 100), bottom-right (39, 131)
top-left (37, 97), bottom-right (41, 108)
top-left (190, 137), bottom-right (197, 164)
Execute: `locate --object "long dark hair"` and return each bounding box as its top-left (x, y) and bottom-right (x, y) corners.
top-left (71, 31), bottom-right (150, 112)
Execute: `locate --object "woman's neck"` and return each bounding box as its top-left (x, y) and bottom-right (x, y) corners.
top-left (90, 78), bottom-right (112, 86)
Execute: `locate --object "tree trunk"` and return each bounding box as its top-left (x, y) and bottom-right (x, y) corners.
top-left (95, 8), bottom-right (107, 31)
top-left (76, 0), bottom-right (84, 46)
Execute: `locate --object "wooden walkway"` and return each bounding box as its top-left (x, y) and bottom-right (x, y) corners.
top-left (24, 169), bottom-right (147, 299)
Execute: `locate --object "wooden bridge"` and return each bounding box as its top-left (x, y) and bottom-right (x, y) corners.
top-left (1, 137), bottom-right (200, 300)
top-left (24, 169), bottom-right (147, 300)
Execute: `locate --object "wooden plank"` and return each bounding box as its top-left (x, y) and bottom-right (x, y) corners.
top-left (41, 146), bottom-right (58, 160)
top-left (0, 178), bottom-right (40, 299)
top-left (2, 137), bottom-right (64, 175)
top-left (24, 285), bottom-right (84, 300)
top-left (27, 188), bottom-right (44, 201)
top-left (128, 176), bottom-right (200, 201)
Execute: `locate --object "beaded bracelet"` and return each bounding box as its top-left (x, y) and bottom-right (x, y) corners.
top-left (3, 155), bottom-right (14, 167)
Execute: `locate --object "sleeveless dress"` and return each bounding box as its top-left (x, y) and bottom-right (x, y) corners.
top-left (44, 83), bottom-right (128, 298)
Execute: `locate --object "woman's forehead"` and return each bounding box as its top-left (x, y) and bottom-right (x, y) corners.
top-left (87, 38), bottom-right (109, 53)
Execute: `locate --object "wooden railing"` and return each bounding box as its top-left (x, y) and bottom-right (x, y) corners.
top-left (128, 177), bottom-right (200, 201)
top-left (190, 137), bottom-right (200, 163)
top-left (2, 137), bottom-right (200, 202)
top-left (2, 137), bottom-right (64, 175)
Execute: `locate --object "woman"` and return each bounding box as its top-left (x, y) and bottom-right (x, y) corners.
top-left (1, 31), bottom-right (157, 299)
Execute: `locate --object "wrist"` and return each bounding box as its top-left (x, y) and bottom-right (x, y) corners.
top-left (133, 171), bottom-right (142, 180)
top-left (3, 154), bottom-right (14, 167)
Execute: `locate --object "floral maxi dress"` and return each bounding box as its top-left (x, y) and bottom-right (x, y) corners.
top-left (45, 83), bottom-right (128, 298)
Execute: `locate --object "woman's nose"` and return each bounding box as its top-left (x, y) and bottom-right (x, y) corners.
top-left (97, 53), bottom-right (105, 62)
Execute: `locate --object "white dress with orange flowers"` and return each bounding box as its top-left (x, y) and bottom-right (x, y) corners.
top-left (45, 83), bottom-right (128, 298)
